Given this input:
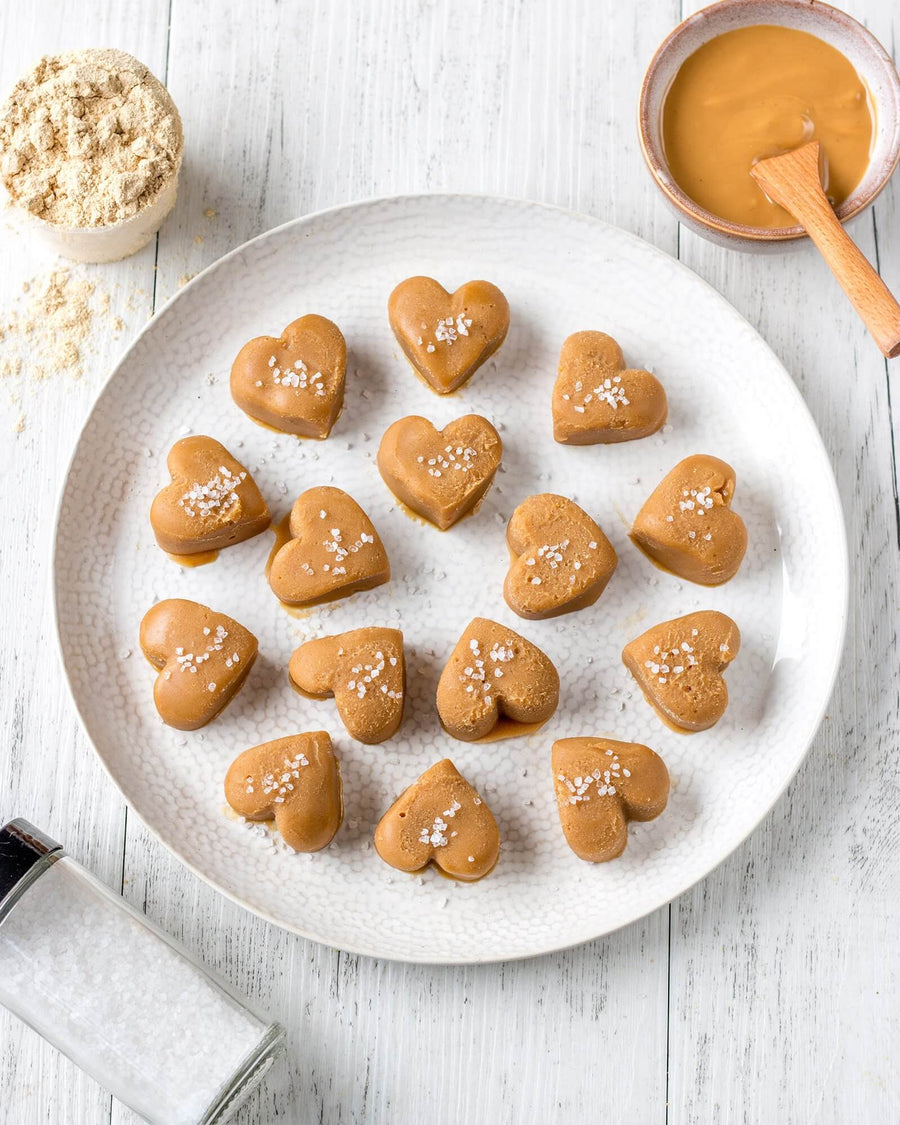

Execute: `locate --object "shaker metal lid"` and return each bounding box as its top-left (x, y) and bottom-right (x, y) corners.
top-left (0, 818), bottom-right (63, 910)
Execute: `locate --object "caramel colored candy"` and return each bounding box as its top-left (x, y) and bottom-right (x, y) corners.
top-left (504, 493), bottom-right (618, 619)
top-left (289, 628), bottom-right (405, 744)
top-left (149, 435), bottom-right (270, 557)
top-left (268, 486), bottom-right (390, 607)
top-left (224, 731), bottom-right (343, 852)
top-left (377, 413), bottom-right (502, 529)
top-left (552, 331), bottom-right (667, 445)
top-left (622, 610), bottom-right (740, 732)
top-left (631, 454), bottom-right (748, 585)
top-left (139, 599), bottom-right (258, 730)
top-left (230, 314), bottom-right (346, 438)
top-left (552, 737), bottom-right (669, 862)
top-left (374, 759), bottom-right (499, 881)
top-left (388, 276), bottom-right (510, 394)
top-left (436, 617), bottom-right (559, 742)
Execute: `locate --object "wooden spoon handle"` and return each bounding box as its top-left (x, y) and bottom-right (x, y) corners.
top-left (752, 143), bottom-right (900, 359)
top-left (800, 208), bottom-right (900, 360)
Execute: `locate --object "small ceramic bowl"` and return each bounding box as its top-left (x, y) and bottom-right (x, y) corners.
top-left (639, 0), bottom-right (900, 251)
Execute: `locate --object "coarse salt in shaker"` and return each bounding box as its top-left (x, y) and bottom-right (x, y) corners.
top-left (0, 819), bottom-right (284, 1124)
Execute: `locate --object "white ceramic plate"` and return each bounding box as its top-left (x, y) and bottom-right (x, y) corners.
top-left (54, 195), bottom-right (847, 963)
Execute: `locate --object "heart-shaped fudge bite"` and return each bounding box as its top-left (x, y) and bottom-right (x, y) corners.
top-left (150, 435), bottom-right (270, 558)
top-left (552, 331), bottom-right (667, 445)
top-left (268, 486), bottom-right (390, 607)
top-left (623, 610), bottom-right (740, 732)
top-left (224, 731), bottom-right (342, 852)
top-left (552, 737), bottom-right (670, 862)
top-left (436, 617), bottom-right (560, 741)
top-left (377, 413), bottom-right (502, 529)
top-left (388, 276), bottom-right (510, 394)
top-left (374, 759), bottom-right (500, 881)
top-left (504, 493), bottom-right (618, 619)
top-left (289, 627), bottom-right (405, 744)
top-left (230, 314), bottom-right (346, 438)
top-left (139, 598), bottom-right (258, 730)
top-left (631, 454), bottom-right (748, 585)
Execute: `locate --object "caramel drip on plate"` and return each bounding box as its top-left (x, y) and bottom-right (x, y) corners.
top-left (474, 717), bottom-right (549, 744)
top-left (166, 548), bottom-right (219, 568)
top-left (265, 512), bottom-right (293, 578)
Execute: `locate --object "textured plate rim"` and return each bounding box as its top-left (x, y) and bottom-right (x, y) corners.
top-left (51, 192), bottom-right (849, 964)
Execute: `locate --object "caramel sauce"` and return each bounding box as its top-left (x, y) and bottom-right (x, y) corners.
top-left (396, 349), bottom-right (461, 396)
top-left (265, 512), bottom-right (293, 578)
top-left (625, 667), bottom-right (700, 735)
top-left (429, 852), bottom-right (500, 883)
top-left (629, 532), bottom-right (679, 577)
top-left (288, 676), bottom-right (329, 701)
top-left (474, 717), bottom-right (548, 744)
top-left (662, 25), bottom-right (873, 228)
top-left (245, 414), bottom-right (330, 439)
top-left (391, 496), bottom-right (434, 529)
top-left (165, 548), bottom-right (219, 568)
top-left (267, 514), bottom-right (315, 617)
top-left (280, 587), bottom-right (365, 616)
top-left (392, 489), bottom-right (490, 531)
top-left (637, 687), bottom-right (699, 736)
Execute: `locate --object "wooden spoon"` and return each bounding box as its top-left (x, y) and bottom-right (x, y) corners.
top-left (751, 141), bottom-right (900, 359)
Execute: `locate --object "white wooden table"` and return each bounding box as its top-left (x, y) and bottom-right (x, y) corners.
top-left (1, 2), bottom-right (898, 1122)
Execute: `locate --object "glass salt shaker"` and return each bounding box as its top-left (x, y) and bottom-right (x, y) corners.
top-left (0, 818), bottom-right (285, 1124)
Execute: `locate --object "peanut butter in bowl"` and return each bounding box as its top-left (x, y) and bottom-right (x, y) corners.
top-left (638, 0), bottom-right (900, 249)
top-left (661, 24), bottom-right (873, 229)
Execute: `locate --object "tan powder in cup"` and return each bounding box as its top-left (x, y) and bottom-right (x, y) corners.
top-left (0, 48), bottom-right (183, 228)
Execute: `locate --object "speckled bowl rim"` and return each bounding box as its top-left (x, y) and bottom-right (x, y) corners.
top-left (49, 194), bottom-right (849, 964)
top-left (638, 0), bottom-right (900, 244)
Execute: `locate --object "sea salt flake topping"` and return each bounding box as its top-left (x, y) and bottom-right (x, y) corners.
top-left (558, 754), bottom-right (623, 804)
top-left (256, 751), bottom-right (310, 801)
top-left (678, 487), bottom-right (715, 525)
top-left (319, 525), bottom-right (374, 568)
top-left (420, 443), bottom-right (479, 477)
top-left (525, 536), bottom-right (599, 588)
top-left (432, 313), bottom-right (474, 346)
top-left (175, 623), bottom-right (230, 673)
top-left (459, 636), bottom-right (515, 699)
top-left (643, 634), bottom-right (698, 682)
top-left (270, 355), bottom-right (325, 392)
top-left (419, 815), bottom-right (450, 847)
top-left (178, 468), bottom-right (247, 519)
top-left (569, 371), bottom-right (629, 412)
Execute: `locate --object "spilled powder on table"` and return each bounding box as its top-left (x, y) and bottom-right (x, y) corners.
top-left (1, 268), bottom-right (101, 381)
top-left (0, 265), bottom-right (142, 432)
